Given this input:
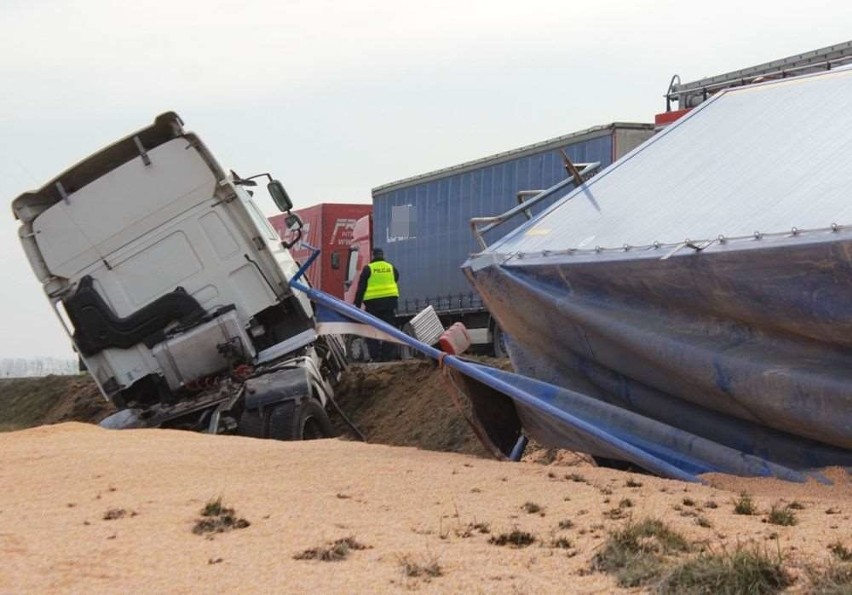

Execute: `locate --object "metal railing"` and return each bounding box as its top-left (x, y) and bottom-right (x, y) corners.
top-left (469, 161), bottom-right (601, 250)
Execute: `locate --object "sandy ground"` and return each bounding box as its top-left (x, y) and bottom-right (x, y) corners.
top-left (0, 423), bottom-right (848, 594)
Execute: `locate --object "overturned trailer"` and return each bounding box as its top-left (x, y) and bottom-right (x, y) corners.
top-left (462, 66), bottom-right (852, 478)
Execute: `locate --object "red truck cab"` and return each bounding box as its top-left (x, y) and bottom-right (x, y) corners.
top-left (270, 204), bottom-right (371, 300)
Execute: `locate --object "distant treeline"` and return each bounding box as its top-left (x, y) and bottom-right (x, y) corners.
top-left (0, 357), bottom-right (78, 378)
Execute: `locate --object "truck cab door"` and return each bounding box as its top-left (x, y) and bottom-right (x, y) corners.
top-left (343, 214), bottom-right (372, 304)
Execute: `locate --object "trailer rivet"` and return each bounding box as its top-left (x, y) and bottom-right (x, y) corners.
top-left (653, 241), bottom-right (661, 249)
top-left (717, 235), bottom-right (726, 243)
top-left (754, 231), bottom-right (762, 239)
top-left (594, 245), bottom-right (602, 253)
top-left (831, 222), bottom-right (839, 232)
top-left (623, 244), bottom-right (631, 251)
top-left (791, 227), bottom-right (799, 236)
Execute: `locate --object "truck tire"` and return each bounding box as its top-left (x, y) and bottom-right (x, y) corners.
top-left (268, 399), bottom-right (334, 441)
top-left (492, 324), bottom-right (508, 359)
top-left (345, 335), bottom-right (370, 363)
top-left (237, 408), bottom-right (266, 438)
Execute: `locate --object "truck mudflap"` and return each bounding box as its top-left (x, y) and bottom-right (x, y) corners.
top-left (243, 366), bottom-right (313, 410)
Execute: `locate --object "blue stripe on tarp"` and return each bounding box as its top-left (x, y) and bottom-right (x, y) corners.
top-left (476, 365), bottom-right (810, 482)
top-left (289, 251), bottom-right (815, 483)
top-left (314, 303), bottom-right (357, 324)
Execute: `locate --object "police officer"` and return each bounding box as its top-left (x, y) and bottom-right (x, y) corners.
top-left (354, 247), bottom-right (400, 362)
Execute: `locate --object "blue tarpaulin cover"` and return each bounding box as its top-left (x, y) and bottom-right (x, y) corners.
top-left (462, 67), bottom-right (852, 479)
top-left (298, 278), bottom-right (846, 483)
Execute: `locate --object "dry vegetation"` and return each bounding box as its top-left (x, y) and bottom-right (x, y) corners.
top-left (192, 498), bottom-right (250, 537)
top-left (294, 537), bottom-right (369, 562)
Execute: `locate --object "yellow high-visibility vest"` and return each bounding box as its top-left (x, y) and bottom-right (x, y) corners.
top-left (363, 260), bottom-right (399, 300)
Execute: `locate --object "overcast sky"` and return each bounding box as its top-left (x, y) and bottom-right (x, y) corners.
top-left (2, 0), bottom-right (851, 359)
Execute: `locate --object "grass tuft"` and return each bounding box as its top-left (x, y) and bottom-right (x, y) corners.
top-left (201, 497), bottom-right (225, 517)
top-left (103, 508), bottom-right (131, 521)
top-left (829, 542), bottom-right (852, 562)
top-left (193, 498), bottom-right (250, 537)
top-left (733, 492), bottom-right (758, 515)
top-left (456, 522), bottom-right (490, 538)
top-left (294, 537), bottom-right (368, 562)
top-left (591, 518), bottom-right (690, 587)
top-left (522, 501), bottom-right (542, 514)
top-left (766, 504), bottom-right (797, 527)
top-left (489, 530), bottom-right (536, 548)
top-left (603, 507), bottom-right (629, 520)
top-left (551, 537), bottom-right (573, 549)
top-left (658, 545), bottom-right (793, 594)
top-left (807, 561), bottom-right (852, 594)
top-left (398, 554), bottom-right (443, 579)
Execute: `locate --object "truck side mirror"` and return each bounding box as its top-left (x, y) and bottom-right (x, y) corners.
top-left (281, 213), bottom-right (303, 249)
top-left (285, 213), bottom-right (303, 231)
top-left (268, 180), bottom-right (293, 212)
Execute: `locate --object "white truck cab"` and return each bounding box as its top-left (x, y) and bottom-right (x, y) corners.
top-left (12, 112), bottom-right (346, 438)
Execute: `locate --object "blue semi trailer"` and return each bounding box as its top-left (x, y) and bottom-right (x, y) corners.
top-left (344, 122), bottom-right (654, 356)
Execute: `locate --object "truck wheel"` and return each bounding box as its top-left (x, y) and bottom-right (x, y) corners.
top-left (237, 408), bottom-right (266, 438)
top-left (268, 399), bottom-right (334, 441)
top-left (299, 400), bottom-right (335, 440)
top-left (492, 324), bottom-right (508, 359)
top-left (399, 344), bottom-right (414, 360)
top-left (345, 336), bottom-right (370, 362)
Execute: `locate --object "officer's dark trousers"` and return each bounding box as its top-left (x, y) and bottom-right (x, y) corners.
top-left (364, 302), bottom-right (397, 362)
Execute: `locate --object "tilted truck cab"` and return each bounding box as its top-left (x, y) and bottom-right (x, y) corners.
top-left (11, 112), bottom-right (346, 437)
